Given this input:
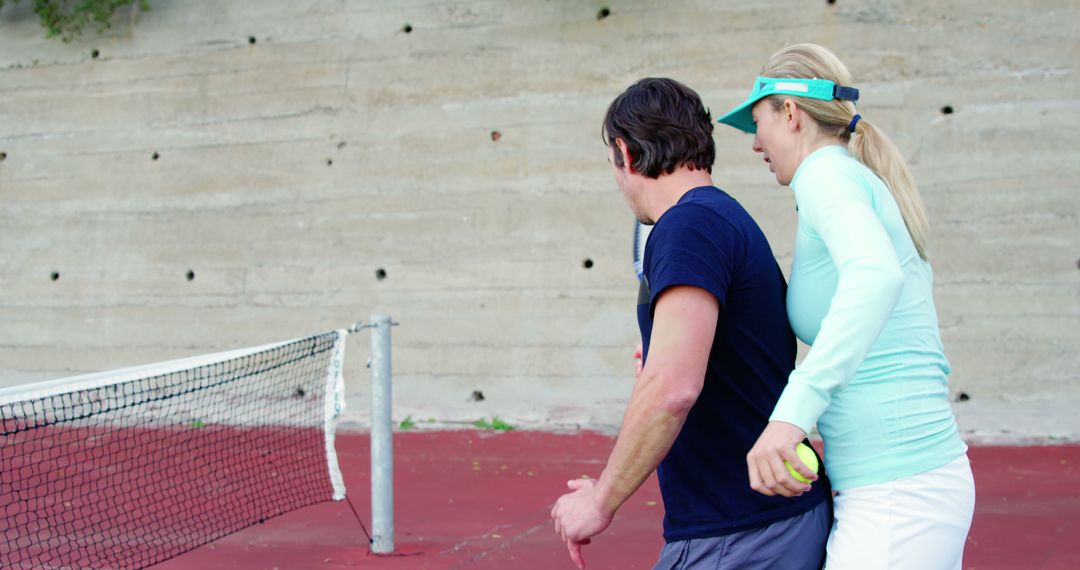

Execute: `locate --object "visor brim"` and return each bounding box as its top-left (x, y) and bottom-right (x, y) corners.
top-left (717, 95), bottom-right (763, 134)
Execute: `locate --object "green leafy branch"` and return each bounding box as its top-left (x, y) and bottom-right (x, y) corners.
top-left (0, 0), bottom-right (151, 42)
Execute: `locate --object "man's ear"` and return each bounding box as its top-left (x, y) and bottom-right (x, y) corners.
top-left (615, 138), bottom-right (636, 174)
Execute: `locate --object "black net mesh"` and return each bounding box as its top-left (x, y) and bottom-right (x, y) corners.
top-left (0, 332), bottom-right (343, 569)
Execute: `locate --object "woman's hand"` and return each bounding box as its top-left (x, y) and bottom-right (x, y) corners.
top-left (746, 421), bottom-right (816, 497)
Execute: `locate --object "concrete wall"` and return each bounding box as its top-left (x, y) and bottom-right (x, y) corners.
top-left (1, 0), bottom-right (1077, 440)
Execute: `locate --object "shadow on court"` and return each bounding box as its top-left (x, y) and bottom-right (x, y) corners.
top-left (155, 431), bottom-right (1079, 569)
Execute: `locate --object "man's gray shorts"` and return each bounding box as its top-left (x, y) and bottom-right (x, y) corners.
top-left (653, 499), bottom-right (831, 570)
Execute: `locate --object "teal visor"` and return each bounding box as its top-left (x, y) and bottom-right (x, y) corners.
top-left (717, 76), bottom-right (859, 134)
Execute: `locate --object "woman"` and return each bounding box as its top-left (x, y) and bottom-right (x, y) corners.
top-left (716, 44), bottom-right (975, 569)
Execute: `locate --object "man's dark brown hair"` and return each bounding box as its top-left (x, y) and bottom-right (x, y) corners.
top-left (602, 78), bottom-right (715, 179)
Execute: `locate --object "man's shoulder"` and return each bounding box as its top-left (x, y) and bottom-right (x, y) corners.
top-left (665, 186), bottom-right (747, 220)
top-left (656, 187), bottom-right (759, 242)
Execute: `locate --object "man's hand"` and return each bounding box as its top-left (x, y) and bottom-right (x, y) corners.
top-left (746, 421), bottom-right (815, 497)
top-left (550, 478), bottom-right (613, 569)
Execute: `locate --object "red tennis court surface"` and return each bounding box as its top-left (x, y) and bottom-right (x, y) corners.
top-left (155, 431), bottom-right (1079, 569)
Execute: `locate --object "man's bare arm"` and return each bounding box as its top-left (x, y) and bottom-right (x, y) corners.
top-left (552, 284), bottom-right (720, 561)
top-left (593, 285), bottom-right (718, 513)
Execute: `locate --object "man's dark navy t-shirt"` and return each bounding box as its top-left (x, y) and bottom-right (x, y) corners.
top-left (638, 186), bottom-right (830, 542)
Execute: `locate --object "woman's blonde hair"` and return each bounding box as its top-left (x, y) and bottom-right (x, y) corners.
top-left (762, 43), bottom-right (931, 261)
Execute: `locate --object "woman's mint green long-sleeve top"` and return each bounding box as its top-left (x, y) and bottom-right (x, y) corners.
top-left (770, 145), bottom-right (967, 491)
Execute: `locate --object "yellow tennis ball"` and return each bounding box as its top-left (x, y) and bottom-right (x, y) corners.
top-left (785, 443), bottom-right (819, 484)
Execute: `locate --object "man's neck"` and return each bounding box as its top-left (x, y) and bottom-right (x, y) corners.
top-left (643, 167), bottom-right (715, 224)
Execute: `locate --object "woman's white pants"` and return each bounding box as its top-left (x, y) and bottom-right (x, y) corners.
top-left (825, 454), bottom-right (976, 570)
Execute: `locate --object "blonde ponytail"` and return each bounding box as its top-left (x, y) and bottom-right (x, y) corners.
top-left (848, 118), bottom-right (930, 260)
top-left (762, 43), bottom-right (931, 261)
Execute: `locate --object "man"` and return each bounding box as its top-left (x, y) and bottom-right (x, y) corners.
top-left (550, 78), bottom-right (831, 569)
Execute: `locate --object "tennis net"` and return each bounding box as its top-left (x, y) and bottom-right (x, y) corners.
top-left (0, 330), bottom-right (348, 569)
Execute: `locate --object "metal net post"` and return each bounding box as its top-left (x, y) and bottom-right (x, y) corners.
top-left (369, 315), bottom-right (394, 554)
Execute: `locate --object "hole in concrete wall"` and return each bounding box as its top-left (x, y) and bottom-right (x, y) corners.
top-left (91, 49), bottom-right (100, 59)
top-left (248, 36), bottom-right (257, 45)
top-left (50, 272), bottom-right (60, 282)
top-left (956, 392), bottom-right (970, 402)
top-left (0, 152), bottom-right (6, 162)
top-left (469, 390), bottom-right (485, 402)
top-left (402, 24), bottom-right (413, 34)
top-left (325, 158), bottom-right (333, 166)
top-left (583, 258), bottom-right (594, 269)
top-left (151, 152), bottom-right (160, 161)
top-left (941, 105), bottom-right (954, 115)
top-left (375, 268), bottom-right (387, 280)
top-left (337, 141), bottom-right (347, 150)
top-left (186, 270), bottom-right (195, 281)
top-left (490, 130), bottom-right (501, 142)
top-left (1076, 258), bottom-right (1080, 270)
top-left (827, 0), bottom-right (836, 5)
top-left (294, 386), bottom-right (306, 398)
top-left (597, 7), bottom-right (611, 20)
